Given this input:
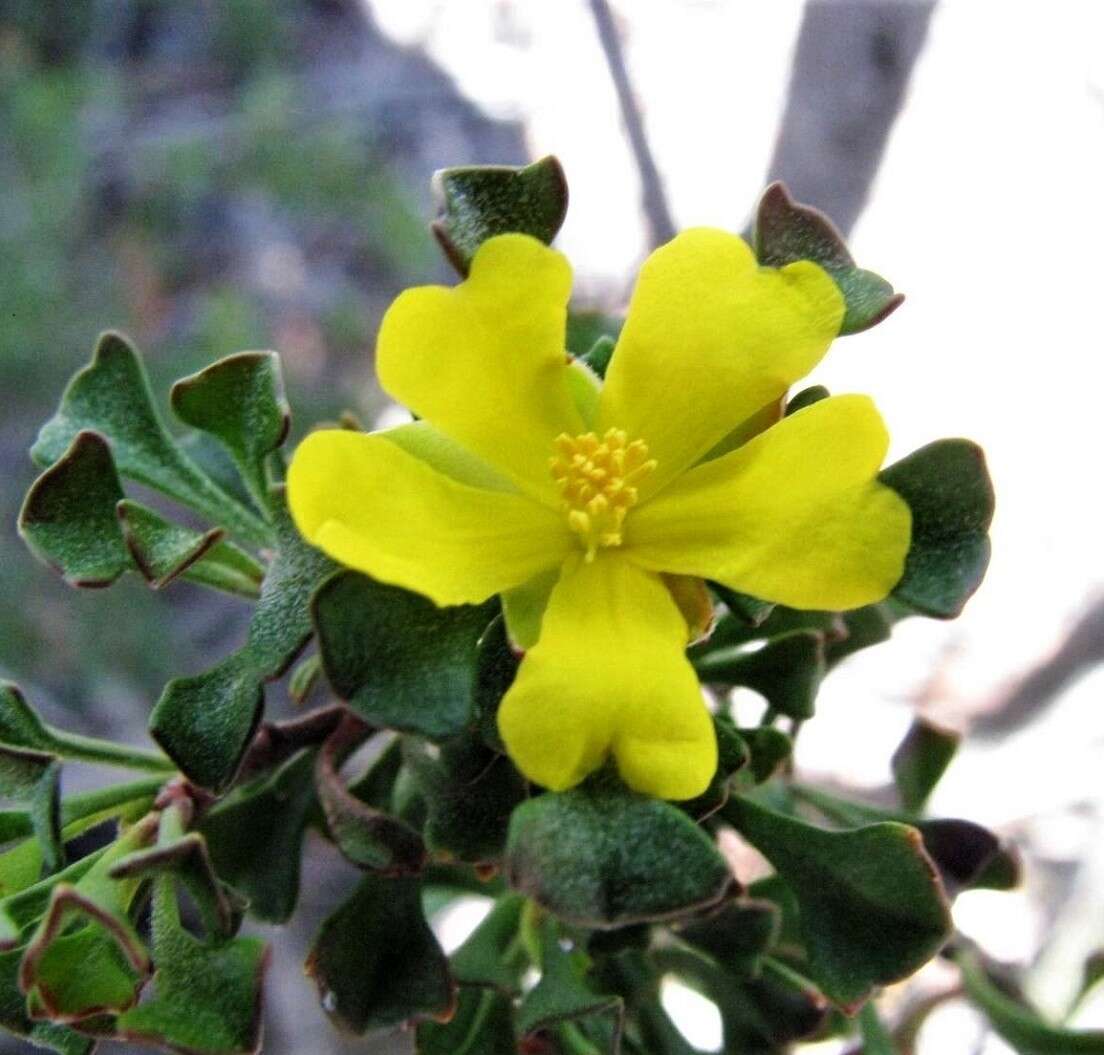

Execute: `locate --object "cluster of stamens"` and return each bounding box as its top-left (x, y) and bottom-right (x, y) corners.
top-left (549, 428), bottom-right (657, 560)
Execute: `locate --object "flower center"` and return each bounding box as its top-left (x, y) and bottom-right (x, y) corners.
top-left (549, 428), bottom-right (657, 561)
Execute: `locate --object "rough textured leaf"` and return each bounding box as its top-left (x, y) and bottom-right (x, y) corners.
top-left (246, 487), bottom-right (336, 679)
top-left (892, 719), bottom-right (961, 813)
top-left (404, 734), bottom-right (526, 865)
top-left (305, 874), bottom-right (454, 1034)
top-left (20, 815), bottom-right (157, 1022)
top-left (31, 331), bottom-right (270, 547)
top-left (18, 430), bottom-right (131, 588)
top-left (723, 795), bottom-right (951, 1008)
top-left (754, 183), bottom-right (903, 335)
top-left (313, 571), bottom-right (495, 741)
top-left (694, 630), bottom-right (825, 720)
top-left (0, 780), bottom-right (164, 943)
top-left (431, 156), bottom-right (568, 275)
top-left (201, 749), bottom-right (317, 923)
top-left (150, 651), bottom-right (263, 793)
top-left (416, 985), bottom-right (516, 1055)
top-left (117, 499), bottom-right (263, 597)
top-left (114, 876), bottom-right (268, 1055)
top-left (0, 946), bottom-right (93, 1054)
top-left (881, 439), bottom-right (994, 618)
top-left (506, 774), bottom-right (732, 928)
top-left (110, 830), bottom-right (242, 943)
top-left (315, 717), bottom-right (425, 875)
top-left (958, 950), bottom-right (1104, 1054)
top-left (0, 746), bottom-right (62, 877)
top-left (171, 352), bottom-right (290, 516)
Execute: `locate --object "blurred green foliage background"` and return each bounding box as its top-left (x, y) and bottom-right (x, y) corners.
top-left (0, 0), bottom-right (523, 735)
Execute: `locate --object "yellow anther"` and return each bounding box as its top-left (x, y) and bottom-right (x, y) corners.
top-left (549, 428), bottom-right (656, 560)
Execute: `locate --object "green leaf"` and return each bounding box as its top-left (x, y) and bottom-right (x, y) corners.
top-left (0, 779), bottom-right (164, 933)
top-left (416, 985), bottom-right (516, 1055)
top-left (201, 749), bottom-right (317, 923)
top-left (20, 814), bottom-right (158, 1022)
top-left (117, 499), bottom-right (263, 597)
top-left (18, 430), bottom-right (131, 588)
top-left (0, 683), bottom-right (56, 754)
top-left (675, 898), bottom-right (781, 979)
top-left (305, 874), bottom-right (454, 1033)
top-left (403, 734), bottom-right (526, 865)
top-left (679, 716), bottom-right (750, 820)
top-left (790, 783), bottom-right (1006, 897)
top-left (0, 945), bottom-right (93, 1054)
top-left (313, 570), bottom-right (495, 741)
top-left (315, 718), bottom-right (426, 874)
top-left (151, 491), bottom-right (334, 792)
top-left (473, 615), bottom-right (518, 754)
top-left (288, 653), bottom-right (322, 706)
top-left (506, 773), bottom-right (732, 928)
top-left (114, 876), bottom-right (268, 1055)
top-left (892, 718), bottom-right (961, 813)
top-left (709, 582), bottom-right (775, 629)
top-left (518, 917), bottom-right (623, 1049)
top-left (825, 603), bottom-right (897, 667)
top-left (150, 651), bottom-right (263, 793)
top-left (0, 745), bottom-right (62, 876)
top-left (858, 1001), bottom-right (895, 1055)
top-left (449, 894), bottom-right (526, 993)
top-left (754, 183), bottom-right (903, 336)
top-left (110, 829), bottom-right (243, 944)
top-left (881, 439), bottom-right (994, 618)
top-left (694, 630), bottom-right (825, 720)
top-left (958, 950), bottom-right (1104, 1054)
top-left (785, 385), bottom-right (830, 415)
top-left (31, 331), bottom-right (271, 548)
top-left (580, 334), bottom-right (617, 380)
top-left (596, 950), bottom-right (698, 1055)
top-left (171, 351), bottom-right (290, 516)
top-left (246, 487), bottom-right (336, 679)
top-left (431, 156), bottom-right (568, 275)
top-left (722, 795), bottom-right (951, 1008)
top-left (737, 728), bottom-right (793, 786)
top-left (652, 946), bottom-right (829, 1052)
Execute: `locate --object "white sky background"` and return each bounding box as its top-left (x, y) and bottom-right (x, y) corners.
top-left (368, 2), bottom-right (1104, 1049)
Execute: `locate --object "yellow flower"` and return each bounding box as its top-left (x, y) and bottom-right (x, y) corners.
top-left (287, 231), bottom-right (911, 801)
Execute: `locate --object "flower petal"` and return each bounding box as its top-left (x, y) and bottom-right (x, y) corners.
top-left (497, 555), bottom-right (717, 800)
top-left (597, 228), bottom-right (844, 496)
top-left (377, 234), bottom-right (584, 503)
top-left (287, 429), bottom-right (569, 606)
top-left (626, 395), bottom-right (912, 610)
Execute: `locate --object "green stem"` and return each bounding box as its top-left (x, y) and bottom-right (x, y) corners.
top-left (559, 1022), bottom-right (603, 1055)
top-left (45, 728), bottom-right (176, 774)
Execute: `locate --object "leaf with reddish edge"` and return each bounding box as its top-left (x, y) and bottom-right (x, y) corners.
top-left (305, 873), bottom-right (455, 1034)
top-left (20, 813), bottom-right (158, 1023)
top-left (722, 794), bottom-right (951, 1009)
top-left (754, 182), bottom-right (903, 336)
top-left (314, 715), bottom-right (426, 875)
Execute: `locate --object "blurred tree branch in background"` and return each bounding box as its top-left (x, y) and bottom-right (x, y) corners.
top-left (767, 0), bottom-right (938, 237)
top-left (588, 0), bottom-right (677, 249)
